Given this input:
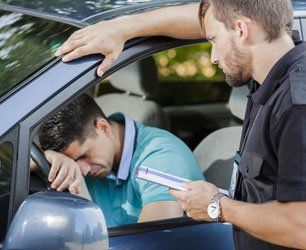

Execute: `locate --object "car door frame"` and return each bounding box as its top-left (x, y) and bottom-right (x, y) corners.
top-left (6, 35), bottom-right (203, 227)
top-left (13, 35), bottom-right (234, 248)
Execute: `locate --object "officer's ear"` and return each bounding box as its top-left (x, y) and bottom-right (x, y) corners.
top-left (234, 18), bottom-right (269, 46)
top-left (233, 18), bottom-right (250, 46)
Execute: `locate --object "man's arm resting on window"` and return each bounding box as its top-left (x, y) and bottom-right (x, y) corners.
top-left (222, 198), bottom-right (306, 249)
top-left (138, 201), bottom-right (184, 223)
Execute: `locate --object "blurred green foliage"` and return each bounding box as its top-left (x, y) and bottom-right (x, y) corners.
top-left (152, 43), bottom-right (229, 106)
top-left (154, 42), bottom-right (225, 83)
top-left (100, 42), bottom-right (229, 106)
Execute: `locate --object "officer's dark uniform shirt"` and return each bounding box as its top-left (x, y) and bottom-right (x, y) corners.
top-left (233, 42), bottom-right (306, 250)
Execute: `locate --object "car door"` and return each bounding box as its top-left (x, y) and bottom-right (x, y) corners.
top-left (108, 218), bottom-right (233, 250)
top-left (0, 34), bottom-right (233, 249)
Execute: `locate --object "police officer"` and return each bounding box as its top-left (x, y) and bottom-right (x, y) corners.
top-left (55, 0), bottom-right (306, 249)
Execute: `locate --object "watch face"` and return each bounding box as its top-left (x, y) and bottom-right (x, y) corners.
top-left (207, 203), bottom-right (220, 219)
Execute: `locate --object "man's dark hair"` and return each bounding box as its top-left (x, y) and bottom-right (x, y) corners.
top-left (198, 0), bottom-right (293, 41)
top-left (39, 94), bottom-right (107, 152)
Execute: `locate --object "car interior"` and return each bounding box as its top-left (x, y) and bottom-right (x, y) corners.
top-left (27, 42), bottom-right (249, 227)
top-left (91, 42), bottom-right (248, 191)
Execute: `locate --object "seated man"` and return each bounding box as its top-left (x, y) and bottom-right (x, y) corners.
top-left (38, 94), bottom-right (204, 226)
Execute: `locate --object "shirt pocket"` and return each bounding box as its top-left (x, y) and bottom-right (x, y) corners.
top-left (239, 150), bottom-right (263, 179)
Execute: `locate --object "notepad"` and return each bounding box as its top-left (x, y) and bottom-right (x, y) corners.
top-left (135, 165), bottom-right (189, 191)
top-left (135, 165), bottom-right (229, 195)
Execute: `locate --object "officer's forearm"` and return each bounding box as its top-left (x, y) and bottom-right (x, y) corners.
top-left (221, 197), bottom-right (306, 249)
top-left (117, 3), bottom-right (203, 41)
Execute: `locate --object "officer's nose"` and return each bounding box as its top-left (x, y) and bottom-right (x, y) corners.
top-left (210, 47), bottom-right (219, 65)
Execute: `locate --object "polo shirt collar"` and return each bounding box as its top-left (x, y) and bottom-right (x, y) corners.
top-left (106, 113), bottom-right (136, 183)
top-left (252, 42), bottom-right (306, 105)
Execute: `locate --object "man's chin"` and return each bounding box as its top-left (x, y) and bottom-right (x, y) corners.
top-left (92, 169), bottom-right (108, 178)
top-left (226, 75), bottom-right (251, 88)
top-left (94, 172), bottom-right (108, 179)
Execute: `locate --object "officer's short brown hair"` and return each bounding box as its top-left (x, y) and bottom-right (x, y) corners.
top-left (199, 0), bottom-right (293, 41)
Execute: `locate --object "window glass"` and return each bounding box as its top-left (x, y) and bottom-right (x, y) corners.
top-left (97, 42), bottom-right (229, 106)
top-left (153, 42), bottom-right (229, 106)
top-left (0, 141), bottom-right (13, 241)
top-left (0, 10), bottom-right (76, 99)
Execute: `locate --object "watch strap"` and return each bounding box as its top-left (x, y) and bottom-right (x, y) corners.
top-left (208, 192), bottom-right (228, 222)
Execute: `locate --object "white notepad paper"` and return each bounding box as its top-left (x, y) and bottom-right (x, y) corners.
top-left (135, 165), bottom-right (229, 195)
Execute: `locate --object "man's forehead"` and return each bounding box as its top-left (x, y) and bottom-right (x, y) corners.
top-left (62, 140), bottom-right (83, 159)
top-left (203, 6), bottom-right (221, 36)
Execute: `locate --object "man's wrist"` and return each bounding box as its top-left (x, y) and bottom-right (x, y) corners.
top-left (207, 191), bottom-right (228, 222)
top-left (220, 196), bottom-right (233, 223)
top-left (115, 15), bottom-right (144, 41)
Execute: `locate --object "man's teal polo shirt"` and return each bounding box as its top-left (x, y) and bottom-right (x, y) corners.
top-left (85, 113), bottom-right (204, 227)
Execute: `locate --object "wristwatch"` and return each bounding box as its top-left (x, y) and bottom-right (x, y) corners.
top-left (207, 192), bottom-right (227, 222)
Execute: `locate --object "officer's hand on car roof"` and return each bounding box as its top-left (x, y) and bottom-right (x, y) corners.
top-left (55, 19), bottom-right (128, 77)
top-left (44, 150), bottom-right (83, 194)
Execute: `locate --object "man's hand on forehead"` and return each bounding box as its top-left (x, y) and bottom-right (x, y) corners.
top-left (44, 150), bottom-right (83, 194)
top-left (76, 159), bottom-right (91, 176)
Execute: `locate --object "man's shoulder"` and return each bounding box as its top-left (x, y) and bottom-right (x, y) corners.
top-left (269, 60), bottom-right (306, 131)
top-left (288, 58), bottom-right (306, 105)
top-left (135, 122), bottom-right (182, 147)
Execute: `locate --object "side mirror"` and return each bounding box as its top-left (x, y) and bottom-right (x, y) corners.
top-left (3, 191), bottom-right (108, 250)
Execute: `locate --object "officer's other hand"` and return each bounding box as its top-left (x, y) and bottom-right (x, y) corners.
top-left (170, 180), bottom-right (219, 221)
top-left (55, 19), bottom-right (127, 77)
top-left (44, 150), bottom-right (82, 194)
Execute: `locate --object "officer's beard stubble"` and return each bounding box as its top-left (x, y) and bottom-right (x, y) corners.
top-left (224, 39), bottom-right (253, 87)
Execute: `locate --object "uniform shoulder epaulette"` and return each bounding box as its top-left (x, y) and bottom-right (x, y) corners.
top-left (289, 58), bottom-right (306, 105)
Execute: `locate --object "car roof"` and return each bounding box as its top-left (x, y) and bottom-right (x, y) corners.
top-left (0, 0), bottom-right (199, 27)
top-left (1, 0), bottom-right (306, 138)
top-left (0, 0), bottom-right (305, 28)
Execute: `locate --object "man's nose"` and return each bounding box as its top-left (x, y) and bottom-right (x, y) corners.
top-left (210, 47), bottom-right (219, 65)
top-left (210, 53), bottom-right (219, 65)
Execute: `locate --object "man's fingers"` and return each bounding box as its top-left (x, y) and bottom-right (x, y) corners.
top-left (70, 29), bottom-right (84, 39)
top-left (57, 168), bottom-right (74, 191)
top-left (183, 180), bottom-right (205, 190)
top-left (48, 160), bottom-right (60, 182)
top-left (55, 31), bottom-right (86, 56)
top-left (97, 53), bottom-right (118, 77)
top-left (69, 167), bottom-right (82, 194)
top-left (170, 189), bottom-right (187, 201)
top-left (58, 38), bottom-right (86, 58)
top-left (61, 46), bottom-right (91, 62)
top-left (75, 186), bottom-right (81, 195)
top-left (51, 164), bottom-right (68, 190)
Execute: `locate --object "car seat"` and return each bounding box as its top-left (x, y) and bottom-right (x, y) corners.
top-left (95, 56), bottom-right (171, 130)
top-left (193, 85), bottom-right (249, 190)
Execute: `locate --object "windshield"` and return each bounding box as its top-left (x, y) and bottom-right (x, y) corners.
top-left (0, 10), bottom-right (77, 99)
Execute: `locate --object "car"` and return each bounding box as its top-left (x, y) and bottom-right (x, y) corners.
top-left (0, 0), bottom-right (305, 249)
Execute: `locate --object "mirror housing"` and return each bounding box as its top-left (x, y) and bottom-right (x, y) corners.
top-left (3, 191), bottom-right (108, 250)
